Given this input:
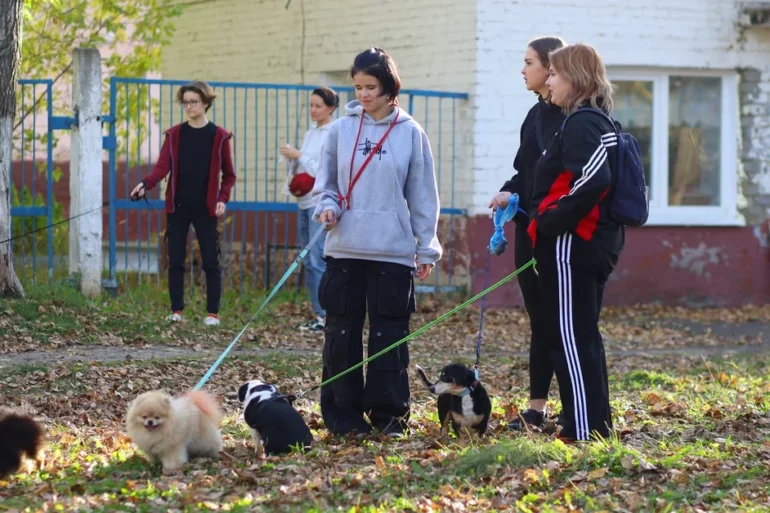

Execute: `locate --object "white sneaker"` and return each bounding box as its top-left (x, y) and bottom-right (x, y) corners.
top-left (166, 312), bottom-right (184, 322)
top-left (204, 315), bottom-right (220, 327)
top-left (299, 317), bottom-right (325, 332)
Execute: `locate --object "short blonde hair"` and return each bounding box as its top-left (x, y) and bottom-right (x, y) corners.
top-left (548, 43), bottom-right (614, 115)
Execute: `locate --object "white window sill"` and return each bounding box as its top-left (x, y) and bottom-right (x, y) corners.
top-left (643, 207), bottom-right (746, 227)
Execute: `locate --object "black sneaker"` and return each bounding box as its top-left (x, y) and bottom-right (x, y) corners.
top-left (508, 409), bottom-right (546, 431)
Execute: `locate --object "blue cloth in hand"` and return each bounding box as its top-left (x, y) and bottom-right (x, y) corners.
top-left (488, 193), bottom-right (525, 256)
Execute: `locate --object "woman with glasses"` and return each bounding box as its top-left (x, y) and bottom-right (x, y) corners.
top-left (131, 81), bottom-right (236, 327)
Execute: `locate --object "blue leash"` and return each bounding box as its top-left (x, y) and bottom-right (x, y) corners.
top-left (193, 221), bottom-right (328, 390)
top-left (475, 196), bottom-right (526, 380)
top-left (473, 246), bottom-right (492, 380)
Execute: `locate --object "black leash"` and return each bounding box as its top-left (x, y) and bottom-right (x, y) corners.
top-left (1, 202), bottom-right (108, 246)
top-left (1, 191), bottom-right (151, 246)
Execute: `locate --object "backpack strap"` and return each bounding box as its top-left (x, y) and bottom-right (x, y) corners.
top-left (560, 106), bottom-right (619, 135)
top-left (559, 107), bottom-right (622, 195)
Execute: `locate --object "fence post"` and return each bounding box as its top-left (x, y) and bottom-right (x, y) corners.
top-left (68, 47), bottom-right (103, 298)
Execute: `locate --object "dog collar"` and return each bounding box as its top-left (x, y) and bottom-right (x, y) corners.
top-left (252, 393), bottom-right (296, 411)
top-left (457, 381), bottom-right (479, 397)
top-left (272, 393), bottom-right (297, 405)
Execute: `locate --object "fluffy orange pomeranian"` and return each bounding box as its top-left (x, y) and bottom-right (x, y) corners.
top-left (125, 390), bottom-right (223, 474)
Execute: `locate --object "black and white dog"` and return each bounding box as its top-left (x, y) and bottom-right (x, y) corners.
top-left (415, 363), bottom-right (492, 439)
top-left (237, 380), bottom-right (313, 457)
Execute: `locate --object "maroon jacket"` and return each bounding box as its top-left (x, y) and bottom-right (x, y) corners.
top-left (142, 122), bottom-right (236, 216)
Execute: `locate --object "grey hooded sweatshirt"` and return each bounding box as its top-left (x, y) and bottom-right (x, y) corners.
top-left (312, 100), bottom-right (442, 268)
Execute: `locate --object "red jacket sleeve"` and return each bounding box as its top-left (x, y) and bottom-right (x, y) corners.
top-left (217, 135), bottom-right (236, 203)
top-left (142, 134), bottom-right (172, 190)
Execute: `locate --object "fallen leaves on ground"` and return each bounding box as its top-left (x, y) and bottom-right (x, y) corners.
top-left (0, 343), bottom-right (768, 511)
top-left (1, 287), bottom-right (770, 511)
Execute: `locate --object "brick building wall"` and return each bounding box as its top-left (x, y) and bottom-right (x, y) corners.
top-left (154, 0), bottom-right (770, 305)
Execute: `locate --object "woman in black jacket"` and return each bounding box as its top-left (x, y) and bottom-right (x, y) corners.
top-left (489, 36), bottom-right (566, 431)
top-left (528, 43), bottom-right (624, 443)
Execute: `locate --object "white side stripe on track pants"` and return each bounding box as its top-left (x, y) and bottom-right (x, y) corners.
top-left (556, 233), bottom-right (589, 441)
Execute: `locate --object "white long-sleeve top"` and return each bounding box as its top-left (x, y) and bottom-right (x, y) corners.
top-left (282, 122), bottom-right (332, 210)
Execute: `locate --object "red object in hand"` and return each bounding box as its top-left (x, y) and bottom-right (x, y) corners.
top-left (289, 172), bottom-right (315, 197)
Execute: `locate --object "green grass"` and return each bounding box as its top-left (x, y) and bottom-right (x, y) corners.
top-left (620, 369), bottom-right (678, 390)
top-left (455, 438), bottom-right (571, 475)
top-left (3, 276), bottom-right (311, 346)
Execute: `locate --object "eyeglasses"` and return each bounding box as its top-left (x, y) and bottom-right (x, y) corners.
top-left (182, 100), bottom-right (201, 108)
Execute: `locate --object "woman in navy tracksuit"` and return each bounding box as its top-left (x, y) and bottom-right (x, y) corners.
top-left (527, 43), bottom-right (624, 443)
top-left (489, 36), bottom-right (566, 431)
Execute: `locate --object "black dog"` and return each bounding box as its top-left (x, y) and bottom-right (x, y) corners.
top-left (0, 408), bottom-right (44, 479)
top-left (238, 380), bottom-right (313, 457)
top-left (415, 363), bottom-right (491, 439)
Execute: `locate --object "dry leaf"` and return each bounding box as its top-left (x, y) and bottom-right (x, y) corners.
top-left (588, 467), bottom-right (609, 480)
top-left (643, 392), bottom-right (661, 405)
top-left (570, 470), bottom-right (588, 483)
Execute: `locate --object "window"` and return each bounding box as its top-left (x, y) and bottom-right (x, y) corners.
top-left (609, 70), bottom-right (740, 226)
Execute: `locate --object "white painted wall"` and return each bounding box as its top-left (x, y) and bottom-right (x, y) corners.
top-left (471, 0), bottom-right (770, 216)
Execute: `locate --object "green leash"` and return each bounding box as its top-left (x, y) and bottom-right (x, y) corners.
top-left (292, 257), bottom-right (537, 400)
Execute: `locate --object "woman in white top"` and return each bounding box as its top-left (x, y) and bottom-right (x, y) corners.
top-left (280, 86), bottom-right (339, 332)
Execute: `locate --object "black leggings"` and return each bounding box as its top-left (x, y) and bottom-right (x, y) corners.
top-left (514, 219), bottom-right (553, 401)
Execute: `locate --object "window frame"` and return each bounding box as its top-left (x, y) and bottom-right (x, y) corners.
top-left (608, 68), bottom-right (742, 227)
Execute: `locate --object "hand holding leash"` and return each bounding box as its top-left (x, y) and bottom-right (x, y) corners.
top-left (130, 183), bottom-right (146, 201)
top-left (488, 191), bottom-right (512, 211)
top-left (319, 209), bottom-right (337, 230)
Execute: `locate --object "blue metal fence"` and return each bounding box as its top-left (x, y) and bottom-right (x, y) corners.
top-left (9, 79), bottom-right (55, 283)
top-left (106, 77), bottom-right (468, 296)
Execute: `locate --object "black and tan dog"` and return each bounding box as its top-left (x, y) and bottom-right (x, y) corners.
top-left (415, 363), bottom-right (491, 440)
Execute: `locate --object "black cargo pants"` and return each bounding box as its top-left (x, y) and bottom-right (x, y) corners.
top-left (318, 257), bottom-right (415, 436)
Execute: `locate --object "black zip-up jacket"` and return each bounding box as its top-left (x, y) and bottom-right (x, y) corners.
top-left (500, 98), bottom-right (565, 214)
top-left (527, 105), bottom-right (624, 271)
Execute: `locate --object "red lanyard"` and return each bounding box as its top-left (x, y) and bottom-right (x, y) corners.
top-left (338, 109), bottom-right (400, 210)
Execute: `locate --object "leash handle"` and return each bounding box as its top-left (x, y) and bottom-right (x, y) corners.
top-left (193, 221), bottom-right (328, 390)
top-left (295, 257), bottom-right (537, 399)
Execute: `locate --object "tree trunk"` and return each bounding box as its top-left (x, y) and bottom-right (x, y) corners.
top-left (0, 0), bottom-right (25, 298)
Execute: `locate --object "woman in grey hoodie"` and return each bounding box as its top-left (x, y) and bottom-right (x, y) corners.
top-left (313, 48), bottom-right (442, 438)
